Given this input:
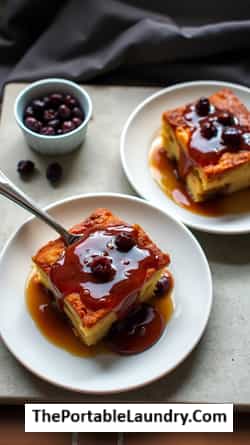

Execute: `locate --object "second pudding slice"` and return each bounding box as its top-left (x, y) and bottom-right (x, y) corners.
top-left (162, 88), bottom-right (250, 202)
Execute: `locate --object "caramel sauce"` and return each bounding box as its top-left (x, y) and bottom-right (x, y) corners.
top-left (107, 271), bottom-right (174, 355)
top-left (50, 225), bottom-right (161, 318)
top-left (149, 135), bottom-right (250, 217)
top-left (26, 271), bottom-right (174, 357)
top-left (26, 274), bottom-right (103, 357)
top-left (107, 304), bottom-right (165, 355)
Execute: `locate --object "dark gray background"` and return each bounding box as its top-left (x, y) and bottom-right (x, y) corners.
top-left (0, 1), bottom-right (249, 90)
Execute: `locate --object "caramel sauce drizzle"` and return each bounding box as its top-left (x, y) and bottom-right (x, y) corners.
top-left (50, 225), bottom-right (161, 318)
top-left (26, 271), bottom-right (174, 357)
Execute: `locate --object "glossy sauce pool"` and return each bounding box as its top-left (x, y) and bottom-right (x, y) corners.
top-left (26, 272), bottom-right (174, 357)
top-left (149, 135), bottom-right (250, 217)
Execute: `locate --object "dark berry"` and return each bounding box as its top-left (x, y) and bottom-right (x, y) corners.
top-left (195, 97), bottom-right (211, 116)
top-left (24, 106), bottom-right (34, 118)
top-left (62, 120), bottom-right (75, 133)
top-left (109, 306), bottom-right (145, 337)
top-left (24, 116), bottom-right (42, 133)
top-left (46, 162), bottom-right (63, 183)
top-left (58, 104), bottom-right (71, 120)
top-left (43, 109), bottom-right (58, 122)
top-left (90, 256), bottom-right (115, 282)
top-left (17, 160), bottom-right (35, 176)
top-left (200, 121), bottom-right (218, 139)
top-left (43, 96), bottom-right (51, 108)
top-left (47, 118), bottom-right (60, 129)
top-left (72, 117), bottom-right (82, 127)
top-left (155, 276), bottom-right (171, 298)
top-left (72, 106), bottom-right (84, 119)
top-left (115, 232), bottom-right (136, 252)
top-left (217, 111), bottom-right (236, 126)
top-left (57, 128), bottom-right (63, 135)
top-left (49, 93), bottom-right (64, 108)
top-left (64, 94), bottom-right (78, 109)
top-left (31, 99), bottom-right (46, 116)
top-left (40, 126), bottom-right (55, 135)
top-left (222, 127), bottom-right (242, 147)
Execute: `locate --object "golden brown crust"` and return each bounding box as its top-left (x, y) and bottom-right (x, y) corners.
top-left (163, 88), bottom-right (250, 131)
top-left (33, 208), bottom-right (170, 328)
top-left (163, 105), bottom-right (186, 128)
top-left (33, 209), bottom-right (122, 270)
top-left (209, 88), bottom-right (250, 130)
top-left (203, 151), bottom-right (250, 178)
top-left (65, 293), bottom-right (109, 328)
top-left (33, 239), bottom-right (65, 275)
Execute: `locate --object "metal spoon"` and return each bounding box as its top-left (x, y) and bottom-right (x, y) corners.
top-left (0, 170), bottom-right (82, 246)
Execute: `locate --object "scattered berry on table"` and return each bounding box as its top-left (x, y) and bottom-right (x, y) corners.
top-left (46, 162), bottom-right (63, 183)
top-left (17, 160), bottom-right (35, 176)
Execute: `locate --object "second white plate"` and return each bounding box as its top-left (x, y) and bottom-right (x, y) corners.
top-left (121, 80), bottom-right (250, 234)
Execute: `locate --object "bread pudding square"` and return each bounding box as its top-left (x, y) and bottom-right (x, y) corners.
top-left (162, 88), bottom-right (250, 202)
top-left (32, 208), bottom-right (170, 346)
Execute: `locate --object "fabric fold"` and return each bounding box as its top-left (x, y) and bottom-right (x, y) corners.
top-left (0, 0), bottom-right (249, 90)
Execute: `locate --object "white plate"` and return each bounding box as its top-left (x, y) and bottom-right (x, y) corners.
top-left (0, 193), bottom-right (212, 393)
top-left (121, 81), bottom-right (250, 234)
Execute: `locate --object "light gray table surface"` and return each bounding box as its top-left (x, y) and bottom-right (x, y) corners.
top-left (0, 83), bottom-right (249, 405)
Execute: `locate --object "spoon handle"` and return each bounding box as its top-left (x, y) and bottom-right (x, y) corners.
top-left (0, 169), bottom-right (73, 245)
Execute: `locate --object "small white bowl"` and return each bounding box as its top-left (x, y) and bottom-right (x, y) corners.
top-left (14, 78), bottom-right (92, 155)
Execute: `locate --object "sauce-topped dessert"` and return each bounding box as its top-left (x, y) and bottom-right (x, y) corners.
top-left (150, 88), bottom-right (250, 214)
top-left (183, 98), bottom-right (250, 171)
top-left (28, 208), bottom-right (174, 356)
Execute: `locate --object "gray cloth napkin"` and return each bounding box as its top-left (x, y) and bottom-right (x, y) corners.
top-left (0, 0), bottom-right (249, 91)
